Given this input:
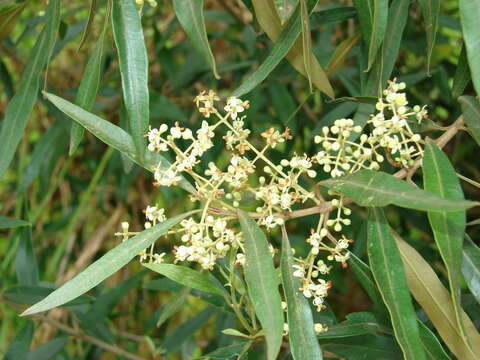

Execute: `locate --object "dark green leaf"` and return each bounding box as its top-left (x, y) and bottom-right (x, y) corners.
top-left (0, 0), bottom-right (60, 177)
top-left (16, 225), bottom-right (39, 286)
top-left (348, 253), bottom-right (385, 308)
top-left (452, 44), bottom-right (470, 99)
top-left (173, 0), bottom-right (219, 79)
top-left (418, 0), bottom-right (440, 73)
top-left (238, 211), bottom-right (283, 360)
top-left (112, 0), bottom-right (150, 161)
top-left (4, 321), bottom-right (34, 360)
top-left (26, 337), bottom-right (68, 360)
top-left (280, 227), bottom-right (323, 359)
top-left (423, 139), bottom-right (468, 342)
top-left (367, 207), bottom-right (426, 360)
top-left (3, 285), bottom-right (94, 306)
top-left (199, 341), bottom-right (251, 359)
top-left (300, 0), bottom-right (313, 91)
top-left (365, 0), bottom-right (388, 72)
top-left (460, 0), bottom-right (480, 94)
top-left (462, 235), bottom-right (480, 304)
top-left (418, 321), bottom-right (452, 360)
top-left (459, 96), bottom-right (480, 146)
top-left (320, 169), bottom-right (477, 211)
top-left (0, 216), bottom-right (30, 229)
top-left (43, 92), bottom-right (196, 193)
top-left (21, 213), bottom-right (190, 316)
top-left (310, 6), bottom-right (357, 28)
top-left (143, 263), bottom-right (224, 296)
top-left (157, 288), bottom-right (190, 327)
top-left (70, 2), bottom-right (109, 154)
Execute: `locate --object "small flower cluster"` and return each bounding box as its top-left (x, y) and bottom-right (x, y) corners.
top-left (116, 80), bottom-right (428, 325)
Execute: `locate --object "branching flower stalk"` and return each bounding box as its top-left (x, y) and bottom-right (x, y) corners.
top-left (115, 79), bottom-right (428, 334)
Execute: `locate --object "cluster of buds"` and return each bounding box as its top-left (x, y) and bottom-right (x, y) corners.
top-left (117, 80), bottom-right (427, 318)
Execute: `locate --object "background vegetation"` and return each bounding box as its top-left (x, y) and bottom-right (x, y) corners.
top-left (0, 0), bottom-right (479, 359)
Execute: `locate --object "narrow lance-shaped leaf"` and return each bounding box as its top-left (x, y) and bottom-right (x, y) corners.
top-left (299, 0), bottom-right (313, 92)
top-left (0, 0), bottom-right (60, 177)
top-left (367, 207), bottom-right (426, 360)
top-left (417, 321), bottom-right (452, 360)
top-left (462, 235), bottom-right (480, 304)
top-left (459, 96), bottom-right (480, 146)
top-left (44, 92), bottom-right (196, 194)
top-left (4, 321), bottom-right (34, 360)
top-left (143, 263), bottom-right (224, 296)
top-left (326, 33), bottom-right (361, 76)
top-left (238, 211), bottom-right (283, 360)
top-left (423, 139), bottom-right (468, 342)
top-left (352, 0), bottom-right (373, 46)
top-left (112, 0), bottom-right (149, 161)
top-left (459, 0), bottom-right (480, 94)
top-left (418, 0), bottom-right (440, 73)
top-left (280, 226), bottom-right (323, 360)
top-left (0, 216), bottom-right (30, 229)
top-left (251, 0), bottom-right (333, 98)
top-left (70, 0), bottom-right (110, 154)
top-left (16, 225), bottom-right (39, 286)
top-left (320, 169), bottom-right (477, 212)
top-left (365, 0), bottom-right (388, 72)
top-left (173, 0), bottom-right (219, 79)
top-left (395, 232), bottom-right (480, 360)
top-left (452, 44), bottom-right (471, 99)
top-left (21, 213), bottom-right (190, 316)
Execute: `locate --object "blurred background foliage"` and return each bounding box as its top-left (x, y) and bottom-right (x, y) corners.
top-left (0, 0), bottom-right (479, 359)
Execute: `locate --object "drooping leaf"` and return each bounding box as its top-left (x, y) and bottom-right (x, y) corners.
top-left (459, 96), bottom-right (480, 146)
top-left (21, 213), bottom-right (190, 316)
top-left (423, 139), bottom-right (467, 341)
top-left (4, 321), bottom-right (34, 360)
top-left (0, 0), bottom-right (60, 177)
top-left (70, 0), bottom-right (110, 154)
top-left (365, 0), bottom-right (388, 72)
top-left (143, 263), bottom-right (224, 296)
top-left (299, 0), bottom-right (313, 91)
top-left (238, 211), bottom-right (283, 360)
top-left (418, 0), bottom-right (440, 73)
top-left (43, 92), bottom-right (196, 194)
top-left (459, 0), bottom-right (480, 94)
top-left (112, 0), bottom-right (150, 161)
top-left (251, 0), bottom-right (333, 98)
top-left (173, 0), bottom-right (219, 79)
top-left (452, 44), bottom-right (471, 99)
top-left (395, 233), bottom-right (480, 360)
top-left (367, 207), bottom-right (426, 360)
top-left (462, 235), bottom-right (480, 304)
top-left (280, 227), bottom-right (323, 359)
top-left (0, 216), bottom-right (30, 229)
top-left (320, 169), bottom-right (477, 212)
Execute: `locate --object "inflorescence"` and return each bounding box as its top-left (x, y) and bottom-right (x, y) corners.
top-left (115, 79), bottom-right (427, 331)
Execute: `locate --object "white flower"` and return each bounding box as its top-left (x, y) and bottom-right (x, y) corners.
top-left (224, 97), bottom-right (248, 119)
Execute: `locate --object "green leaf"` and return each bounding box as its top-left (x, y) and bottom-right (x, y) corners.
top-left (43, 92), bottom-right (196, 194)
top-left (299, 0), bottom-right (313, 92)
top-left (160, 307), bottom-right (215, 353)
top-left (172, 0), bottom-right (219, 79)
top-left (157, 288), bottom-right (190, 327)
top-left (3, 285), bottom-right (94, 306)
top-left (352, 0), bottom-right (373, 45)
top-left (16, 225), bottom-right (39, 286)
top-left (0, 216), bottom-right (30, 229)
top-left (423, 139), bottom-right (468, 342)
top-left (0, 0), bottom-right (60, 177)
top-left (365, 0), bottom-right (388, 72)
top-left (395, 233), bottom-right (480, 360)
top-left (452, 44), bottom-right (471, 99)
top-left (462, 235), bottom-right (480, 304)
top-left (418, 321), bottom-right (452, 360)
top-left (348, 253), bottom-right (385, 308)
top-left (4, 321), bottom-right (34, 360)
top-left (251, 0), bottom-right (333, 98)
top-left (418, 0), bottom-right (440, 73)
top-left (320, 169), bottom-right (477, 212)
top-left (310, 6), bottom-right (357, 28)
top-left (231, 0), bottom-right (319, 97)
top-left (112, 0), bottom-right (150, 161)
top-left (460, 0), bottom-right (480, 94)
top-left (238, 211), bottom-right (283, 360)
top-left (27, 337), bottom-right (68, 360)
top-left (317, 312), bottom-right (385, 339)
top-left (280, 227), bottom-right (323, 359)
top-left (326, 33), bottom-right (361, 75)
top-left (143, 263), bottom-right (224, 296)
top-left (367, 207), bottom-right (426, 360)
top-left (70, 1), bottom-right (109, 154)
top-left (459, 96), bottom-right (480, 146)
top-left (200, 341), bottom-right (251, 359)
top-left (21, 213), bottom-right (189, 316)
top-left (77, 0), bottom-right (98, 51)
